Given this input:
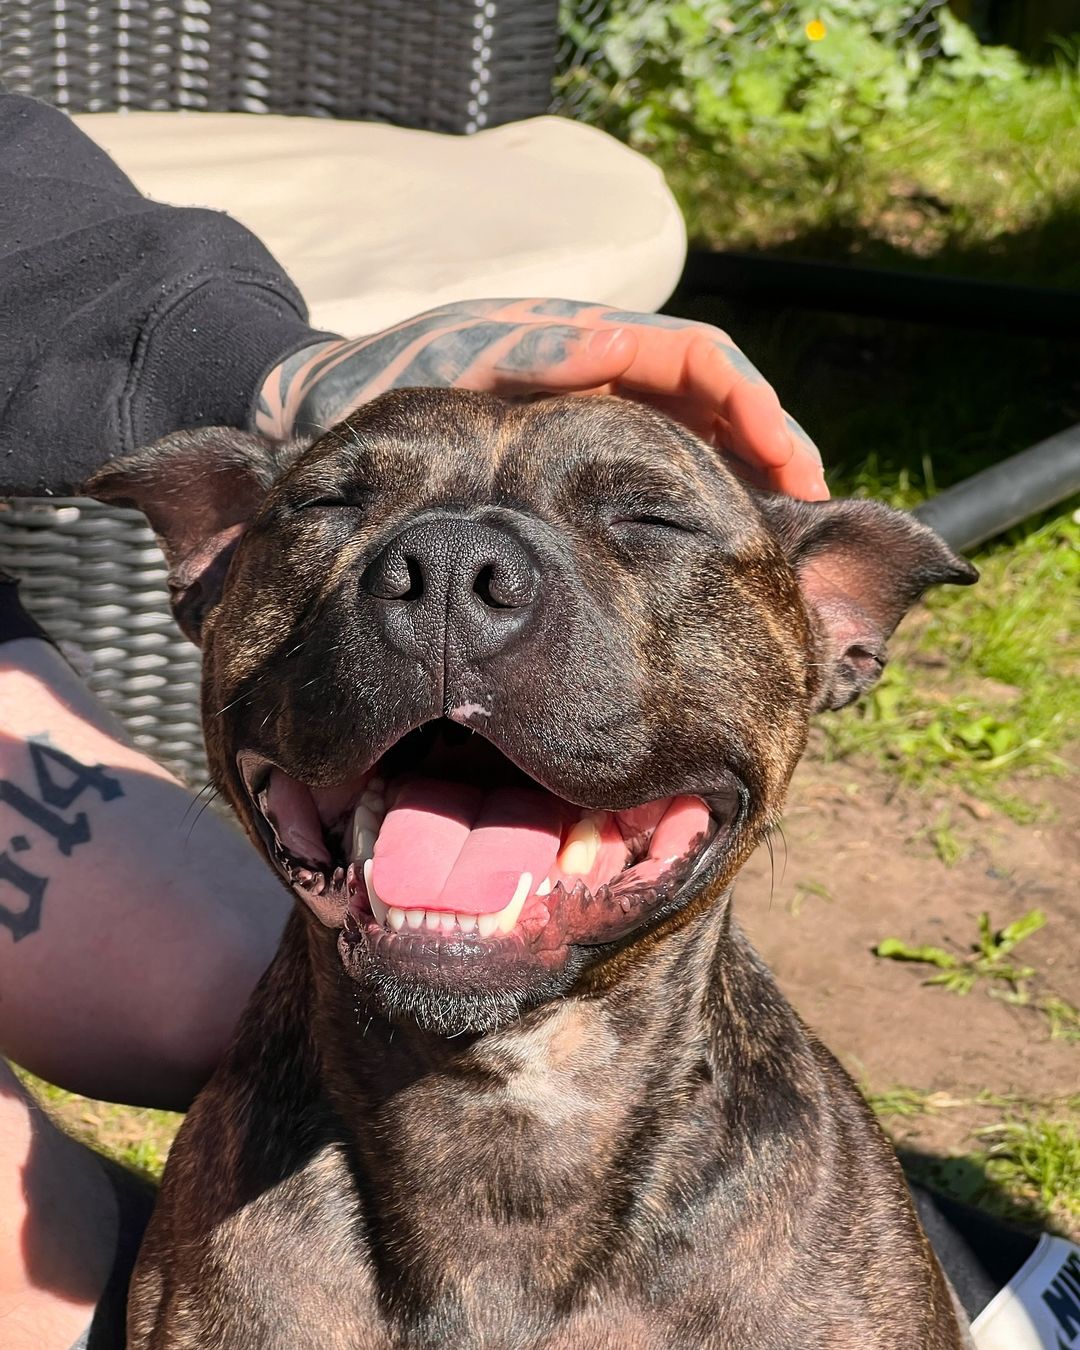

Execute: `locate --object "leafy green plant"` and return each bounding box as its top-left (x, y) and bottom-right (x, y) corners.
top-left (1039, 997), bottom-right (1080, 1044)
top-left (558, 0), bottom-right (1025, 165)
top-left (874, 911), bottom-right (1080, 1041)
top-left (874, 909), bottom-right (1046, 996)
top-left (919, 810), bottom-right (967, 867)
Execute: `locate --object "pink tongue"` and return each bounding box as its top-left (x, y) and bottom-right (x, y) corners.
top-left (371, 778), bottom-right (563, 914)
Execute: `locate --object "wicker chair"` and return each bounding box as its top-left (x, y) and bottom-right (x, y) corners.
top-left (0, 0), bottom-right (560, 785)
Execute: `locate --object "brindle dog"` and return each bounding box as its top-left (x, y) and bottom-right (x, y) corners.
top-left (89, 389), bottom-right (977, 1349)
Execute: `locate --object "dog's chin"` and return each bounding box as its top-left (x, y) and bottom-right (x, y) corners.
top-left (237, 720), bottom-right (742, 1034)
top-left (334, 934), bottom-right (588, 1036)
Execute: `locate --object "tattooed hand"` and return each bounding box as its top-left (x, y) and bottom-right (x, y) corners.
top-left (255, 298), bottom-right (828, 500)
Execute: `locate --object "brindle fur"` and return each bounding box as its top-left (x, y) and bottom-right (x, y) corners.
top-left (88, 391), bottom-right (977, 1348)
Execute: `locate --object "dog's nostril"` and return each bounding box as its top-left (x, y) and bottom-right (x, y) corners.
top-left (363, 551), bottom-right (424, 602)
top-left (473, 560), bottom-right (537, 610)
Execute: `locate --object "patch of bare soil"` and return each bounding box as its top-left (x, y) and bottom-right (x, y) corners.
top-left (737, 749), bottom-right (1079, 1206)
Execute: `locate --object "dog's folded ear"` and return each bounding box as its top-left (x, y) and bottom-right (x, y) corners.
top-left (85, 428), bottom-right (299, 644)
top-left (754, 494), bottom-right (978, 711)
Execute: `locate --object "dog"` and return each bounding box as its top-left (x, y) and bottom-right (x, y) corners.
top-left (88, 388), bottom-right (977, 1348)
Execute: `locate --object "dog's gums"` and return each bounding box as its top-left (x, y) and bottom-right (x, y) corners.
top-left (239, 722), bottom-right (739, 970)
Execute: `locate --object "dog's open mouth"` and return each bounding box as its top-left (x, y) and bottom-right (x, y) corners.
top-left (239, 722), bottom-right (740, 964)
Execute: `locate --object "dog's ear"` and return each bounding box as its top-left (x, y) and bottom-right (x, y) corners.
top-left (754, 494), bottom-right (977, 711)
top-left (85, 428), bottom-right (299, 645)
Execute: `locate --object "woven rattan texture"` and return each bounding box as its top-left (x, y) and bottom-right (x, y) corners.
top-left (0, 0), bottom-right (559, 133)
top-left (0, 499), bottom-right (208, 785)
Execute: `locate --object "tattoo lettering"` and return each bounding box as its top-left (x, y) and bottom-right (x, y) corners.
top-left (0, 740), bottom-right (124, 942)
top-left (0, 851), bottom-right (46, 943)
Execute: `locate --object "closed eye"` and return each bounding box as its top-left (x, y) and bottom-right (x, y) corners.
top-left (609, 513), bottom-right (704, 535)
top-left (293, 496), bottom-right (372, 512)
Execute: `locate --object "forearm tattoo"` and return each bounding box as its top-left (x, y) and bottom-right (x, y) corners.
top-left (0, 736), bottom-right (123, 941)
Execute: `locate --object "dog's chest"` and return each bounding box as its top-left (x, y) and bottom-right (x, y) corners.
top-left (162, 1133), bottom-right (723, 1350)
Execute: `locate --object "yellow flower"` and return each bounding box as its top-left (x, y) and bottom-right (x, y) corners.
top-left (805, 19), bottom-right (827, 41)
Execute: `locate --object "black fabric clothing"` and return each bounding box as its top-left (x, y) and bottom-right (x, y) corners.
top-left (0, 91), bottom-right (330, 496)
top-left (911, 1182), bottom-right (1039, 1322)
top-left (0, 568), bottom-right (57, 645)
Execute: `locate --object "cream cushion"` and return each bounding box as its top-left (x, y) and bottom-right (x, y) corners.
top-left (74, 112), bottom-right (687, 335)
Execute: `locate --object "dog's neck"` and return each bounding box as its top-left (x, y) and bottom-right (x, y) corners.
top-left (289, 897), bottom-right (817, 1291)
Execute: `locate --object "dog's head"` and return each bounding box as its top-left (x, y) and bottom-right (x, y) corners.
top-left (88, 390), bottom-right (974, 1034)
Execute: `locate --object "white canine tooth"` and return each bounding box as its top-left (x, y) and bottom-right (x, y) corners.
top-left (536, 876), bottom-right (553, 897)
top-left (360, 791), bottom-right (385, 816)
top-left (405, 908), bottom-right (424, 931)
top-left (387, 907), bottom-right (407, 932)
top-left (351, 799), bottom-right (377, 862)
top-left (363, 860), bottom-right (388, 926)
top-left (458, 912), bottom-right (477, 933)
top-left (558, 815), bottom-right (602, 876)
top-left (496, 872), bottom-right (532, 933)
top-left (476, 911), bottom-right (499, 939)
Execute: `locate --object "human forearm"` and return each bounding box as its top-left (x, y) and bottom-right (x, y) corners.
top-left (0, 638), bottom-right (288, 1110)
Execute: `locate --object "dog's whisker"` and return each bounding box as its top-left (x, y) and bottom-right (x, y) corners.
top-left (179, 778), bottom-right (219, 828)
top-left (184, 786), bottom-right (223, 844)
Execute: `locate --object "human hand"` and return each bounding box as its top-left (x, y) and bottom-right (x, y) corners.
top-left (256, 299), bottom-right (827, 499)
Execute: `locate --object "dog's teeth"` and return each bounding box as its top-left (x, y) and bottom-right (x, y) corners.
top-left (363, 860), bottom-right (389, 926)
top-left (476, 911), bottom-right (499, 939)
top-left (405, 908), bottom-right (424, 931)
top-left (359, 790), bottom-right (384, 817)
top-left (387, 906), bottom-right (407, 932)
top-left (424, 910), bottom-right (443, 932)
top-left (352, 803), bottom-right (380, 833)
top-left (458, 912), bottom-right (478, 933)
top-left (536, 876), bottom-right (553, 897)
top-left (496, 872), bottom-right (532, 933)
top-left (351, 803), bottom-right (378, 864)
top-left (439, 911), bottom-right (457, 933)
top-left (559, 815), bottom-right (602, 876)
top-left (365, 775), bottom-right (386, 793)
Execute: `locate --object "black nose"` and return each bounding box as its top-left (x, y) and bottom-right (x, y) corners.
top-left (361, 515), bottom-right (540, 664)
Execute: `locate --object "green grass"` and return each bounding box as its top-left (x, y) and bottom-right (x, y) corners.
top-left (865, 1087), bottom-right (1080, 1236)
top-left (979, 1116), bottom-right (1080, 1223)
top-left (816, 508), bottom-right (1079, 814)
top-left (14, 1067), bottom-right (179, 1182)
top-left (662, 67), bottom-right (1080, 289)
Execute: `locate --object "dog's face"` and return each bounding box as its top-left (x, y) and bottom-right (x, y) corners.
top-left (89, 390), bottom-right (974, 1034)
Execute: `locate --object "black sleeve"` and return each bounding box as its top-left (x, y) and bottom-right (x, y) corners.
top-left (0, 93), bottom-right (332, 496)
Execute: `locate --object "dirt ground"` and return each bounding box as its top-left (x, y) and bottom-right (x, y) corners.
top-left (740, 740), bottom-right (1079, 1218)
